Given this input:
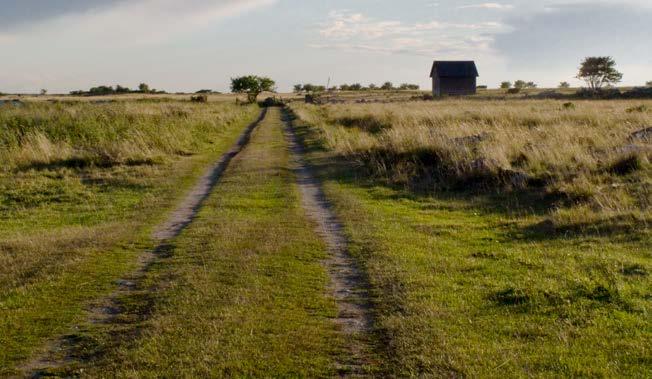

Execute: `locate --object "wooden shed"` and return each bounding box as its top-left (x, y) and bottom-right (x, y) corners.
top-left (430, 61), bottom-right (479, 96)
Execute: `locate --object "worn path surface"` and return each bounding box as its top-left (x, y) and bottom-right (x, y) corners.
top-left (283, 109), bottom-right (375, 375)
top-left (22, 109), bottom-right (267, 377)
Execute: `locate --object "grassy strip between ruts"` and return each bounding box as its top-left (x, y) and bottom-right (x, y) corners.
top-left (0, 102), bottom-right (259, 375)
top-left (68, 107), bottom-right (353, 377)
top-left (290, 107), bottom-right (652, 377)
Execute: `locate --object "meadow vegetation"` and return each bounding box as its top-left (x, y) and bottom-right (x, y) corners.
top-left (0, 100), bottom-right (259, 374)
top-left (60, 107), bottom-right (356, 377)
top-left (291, 100), bottom-right (652, 231)
top-left (1, 94), bottom-right (650, 377)
top-left (289, 99), bottom-right (652, 376)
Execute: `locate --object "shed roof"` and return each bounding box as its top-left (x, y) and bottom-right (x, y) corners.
top-left (430, 61), bottom-right (479, 78)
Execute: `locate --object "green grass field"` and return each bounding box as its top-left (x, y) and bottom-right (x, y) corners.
top-left (289, 99), bottom-right (651, 377)
top-left (0, 101), bottom-right (259, 375)
top-left (1, 97), bottom-right (650, 377)
top-left (68, 107), bottom-right (359, 377)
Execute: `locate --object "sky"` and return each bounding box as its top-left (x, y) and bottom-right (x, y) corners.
top-left (0, 0), bottom-right (650, 93)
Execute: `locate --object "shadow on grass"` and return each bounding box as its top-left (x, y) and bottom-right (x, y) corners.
top-left (16, 157), bottom-right (160, 172)
top-left (30, 243), bottom-right (176, 378)
top-left (287, 112), bottom-right (650, 242)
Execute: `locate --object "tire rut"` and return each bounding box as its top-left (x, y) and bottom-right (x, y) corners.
top-left (282, 109), bottom-right (375, 376)
top-left (21, 108), bottom-right (268, 377)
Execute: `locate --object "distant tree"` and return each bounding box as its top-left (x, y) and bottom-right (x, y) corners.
top-left (368, 83), bottom-right (377, 90)
top-left (293, 84), bottom-right (303, 93)
top-left (350, 83), bottom-right (363, 91)
top-left (559, 81), bottom-right (571, 89)
top-left (514, 80), bottom-right (527, 89)
top-left (40, 89), bottom-right (48, 96)
top-left (646, 81), bottom-right (652, 87)
top-left (230, 75), bottom-right (276, 103)
top-left (500, 81), bottom-right (512, 89)
top-left (138, 83), bottom-right (150, 93)
top-left (380, 82), bottom-right (394, 90)
top-left (303, 84), bottom-right (315, 93)
top-left (576, 56), bottom-right (623, 91)
top-left (314, 85), bottom-right (326, 92)
top-left (525, 82), bottom-right (537, 88)
top-left (340, 84), bottom-right (351, 91)
top-left (408, 84), bottom-right (420, 90)
top-left (115, 85), bottom-right (131, 94)
top-left (89, 85), bottom-right (115, 96)
top-left (195, 89), bottom-right (213, 94)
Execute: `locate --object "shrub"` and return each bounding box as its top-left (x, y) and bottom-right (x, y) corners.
top-left (626, 105), bottom-right (649, 113)
top-left (260, 97), bottom-right (285, 107)
top-left (621, 87), bottom-right (652, 99)
top-left (562, 102), bottom-right (576, 110)
top-left (608, 154), bottom-right (646, 176)
top-left (575, 87), bottom-right (621, 99)
top-left (507, 88), bottom-right (521, 94)
top-left (381, 82), bottom-right (394, 91)
top-left (190, 94), bottom-right (208, 103)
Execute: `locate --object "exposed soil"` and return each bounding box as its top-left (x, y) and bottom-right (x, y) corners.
top-left (21, 109), bottom-right (267, 377)
top-left (282, 109), bottom-right (375, 376)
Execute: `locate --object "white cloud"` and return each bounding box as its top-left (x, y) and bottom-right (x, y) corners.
top-left (315, 10), bottom-right (504, 57)
top-left (320, 10), bottom-right (504, 40)
top-left (458, 3), bottom-right (514, 10)
top-left (0, 0), bottom-right (277, 48)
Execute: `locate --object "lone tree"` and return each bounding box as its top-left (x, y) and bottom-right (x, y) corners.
top-left (514, 80), bottom-right (527, 89)
top-left (380, 82), bottom-right (393, 90)
top-left (500, 81), bottom-right (512, 89)
top-left (231, 75), bottom-right (275, 103)
top-left (139, 83), bottom-right (150, 93)
top-left (293, 84), bottom-right (303, 93)
top-left (577, 57), bottom-right (623, 91)
top-left (559, 81), bottom-right (571, 88)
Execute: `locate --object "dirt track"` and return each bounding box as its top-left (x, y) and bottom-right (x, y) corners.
top-left (23, 109), bottom-right (268, 377)
top-left (283, 109), bottom-right (374, 374)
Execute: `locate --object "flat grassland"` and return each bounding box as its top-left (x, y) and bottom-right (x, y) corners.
top-left (290, 99), bottom-right (651, 377)
top-left (1, 96), bottom-right (650, 377)
top-left (76, 107), bottom-right (353, 377)
top-left (0, 100), bottom-right (259, 374)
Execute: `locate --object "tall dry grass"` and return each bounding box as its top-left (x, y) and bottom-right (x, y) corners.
top-left (291, 99), bottom-right (652, 230)
top-left (0, 101), bottom-right (249, 171)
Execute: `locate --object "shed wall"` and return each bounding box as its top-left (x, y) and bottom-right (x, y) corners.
top-left (432, 76), bottom-right (476, 96)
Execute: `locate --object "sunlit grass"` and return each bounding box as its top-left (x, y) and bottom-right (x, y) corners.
top-left (0, 101), bottom-right (259, 375)
top-left (290, 99), bottom-right (652, 377)
top-left (291, 99), bottom-right (652, 231)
